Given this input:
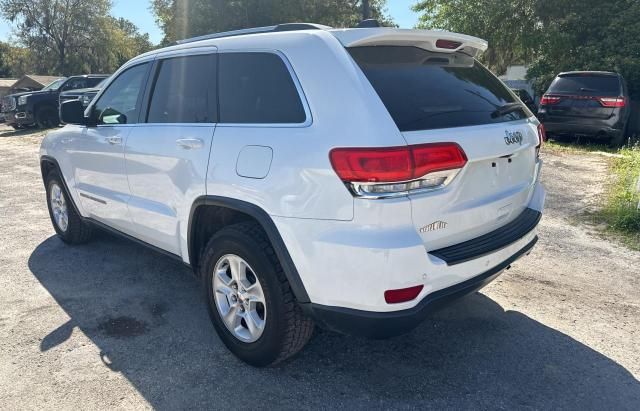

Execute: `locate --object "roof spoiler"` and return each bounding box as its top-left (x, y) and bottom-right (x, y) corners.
top-left (331, 28), bottom-right (488, 57)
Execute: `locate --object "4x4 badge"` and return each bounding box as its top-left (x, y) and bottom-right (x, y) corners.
top-left (504, 130), bottom-right (523, 145)
top-left (419, 221), bottom-right (448, 233)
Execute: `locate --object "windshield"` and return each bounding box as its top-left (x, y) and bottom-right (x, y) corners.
top-left (349, 46), bottom-right (527, 132)
top-left (41, 78), bottom-right (66, 91)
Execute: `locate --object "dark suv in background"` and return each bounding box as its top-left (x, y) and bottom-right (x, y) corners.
top-left (59, 77), bottom-right (109, 111)
top-left (537, 71), bottom-right (630, 147)
top-left (1, 74), bottom-right (108, 129)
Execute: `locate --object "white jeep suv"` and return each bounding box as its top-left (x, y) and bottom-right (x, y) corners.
top-left (41, 23), bottom-right (545, 366)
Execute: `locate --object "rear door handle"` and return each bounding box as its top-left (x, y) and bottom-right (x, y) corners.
top-left (105, 136), bottom-right (122, 145)
top-left (176, 138), bottom-right (204, 150)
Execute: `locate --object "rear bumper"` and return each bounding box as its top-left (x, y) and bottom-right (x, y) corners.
top-left (542, 120), bottom-right (623, 138)
top-left (305, 236), bottom-right (538, 338)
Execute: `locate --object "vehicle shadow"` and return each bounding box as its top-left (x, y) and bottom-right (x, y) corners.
top-left (0, 127), bottom-right (38, 137)
top-left (28, 234), bottom-right (640, 409)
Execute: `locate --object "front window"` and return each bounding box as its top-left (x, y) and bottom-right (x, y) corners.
top-left (93, 63), bottom-right (149, 125)
top-left (41, 79), bottom-right (66, 91)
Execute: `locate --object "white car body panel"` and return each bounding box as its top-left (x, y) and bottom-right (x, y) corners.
top-left (40, 26), bottom-right (546, 316)
top-left (124, 124), bottom-right (215, 255)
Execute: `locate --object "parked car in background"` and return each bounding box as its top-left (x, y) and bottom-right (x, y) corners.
top-left (537, 71), bottom-right (630, 147)
top-left (44, 24), bottom-right (545, 366)
top-left (511, 88), bottom-right (537, 113)
top-left (1, 74), bottom-right (108, 129)
top-left (59, 77), bottom-right (109, 113)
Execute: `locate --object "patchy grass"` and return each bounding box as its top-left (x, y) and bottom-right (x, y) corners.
top-left (543, 137), bottom-right (640, 249)
top-left (592, 145), bottom-right (640, 249)
top-left (543, 138), bottom-right (619, 155)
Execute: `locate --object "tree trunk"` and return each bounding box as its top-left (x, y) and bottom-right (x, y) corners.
top-left (362, 0), bottom-right (370, 20)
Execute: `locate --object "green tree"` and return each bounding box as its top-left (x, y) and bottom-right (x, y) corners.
top-left (1, 0), bottom-right (153, 75)
top-left (152, 0), bottom-right (393, 45)
top-left (0, 42), bottom-right (12, 76)
top-left (413, 0), bottom-right (540, 76)
top-left (413, 0), bottom-right (640, 98)
top-left (1, 0), bottom-right (112, 74)
top-left (526, 0), bottom-right (640, 97)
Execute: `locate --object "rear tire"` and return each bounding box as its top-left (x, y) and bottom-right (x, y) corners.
top-left (608, 132), bottom-right (625, 149)
top-left (36, 106), bottom-right (59, 129)
top-left (200, 222), bottom-right (314, 367)
top-left (45, 171), bottom-right (92, 244)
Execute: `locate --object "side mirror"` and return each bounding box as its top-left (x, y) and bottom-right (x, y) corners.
top-left (60, 100), bottom-right (86, 125)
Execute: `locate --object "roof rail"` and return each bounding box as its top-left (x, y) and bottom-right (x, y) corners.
top-left (176, 23), bottom-right (331, 45)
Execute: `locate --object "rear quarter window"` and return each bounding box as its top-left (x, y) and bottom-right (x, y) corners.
top-left (548, 74), bottom-right (622, 96)
top-left (218, 52), bottom-right (306, 124)
top-left (348, 46), bottom-right (527, 132)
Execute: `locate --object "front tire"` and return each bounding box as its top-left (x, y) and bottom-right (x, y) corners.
top-left (36, 106), bottom-right (59, 129)
top-left (200, 222), bottom-right (314, 367)
top-left (45, 172), bottom-right (92, 244)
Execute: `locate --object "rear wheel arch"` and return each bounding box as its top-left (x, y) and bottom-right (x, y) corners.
top-left (188, 196), bottom-right (310, 303)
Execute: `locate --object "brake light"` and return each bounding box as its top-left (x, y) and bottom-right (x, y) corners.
top-left (435, 39), bottom-right (462, 49)
top-left (384, 285), bottom-right (424, 304)
top-left (598, 97), bottom-right (626, 108)
top-left (329, 143), bottom-right (467, 198)
top-left (540, 95), bottom-right (561, 105)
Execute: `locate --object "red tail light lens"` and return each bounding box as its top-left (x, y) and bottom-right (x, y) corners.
top-left (598, 97), bottom-right (626, 107)
top-left (384, 285), bottom-right (424, 304)
top-left (329, 143), bottom-right (467, 183)
top-left (435, 39), bottom-right (462, 49)
top-left (412, 143), bottom-right (467, 178)
top-left (540, 95), bottom-right (561, 105)
top-left (329, 146), bottom-right (412, 183)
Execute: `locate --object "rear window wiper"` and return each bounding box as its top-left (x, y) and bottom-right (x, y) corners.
top-left (491, 102), bottom-right (524, 118)
top-left (578, 87), bottom-right (598, 92)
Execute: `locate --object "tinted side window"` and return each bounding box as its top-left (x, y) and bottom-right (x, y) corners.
top-left (147, 54), bottom-right (217, 123)
top-left (62, 78), bottom-right (88, 91)
top-left (94, 63), bottom-right (149, 125)
top-left (349, 46), bottom-right (526, 132)
top-left (219, 52), bottom-right (306, 124)
top-left (86, 77), bottom-right (106, 88)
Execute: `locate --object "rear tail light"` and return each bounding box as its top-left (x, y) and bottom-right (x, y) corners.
top-left (540, 95), bottom-right (561, 105)
top-left (384, 285), bottom-right (424, 304)
top-left (435, 39), bottom-right (462, 49)
top-left (598, 97), bottom-right (626, 107)
top-left (330, 143), bottom-right (467, 198)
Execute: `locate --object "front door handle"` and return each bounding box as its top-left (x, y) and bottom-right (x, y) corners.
top-left (176, 138), bottom-right (204, 150)
top-left (105, 136), bottom-right (122, 145)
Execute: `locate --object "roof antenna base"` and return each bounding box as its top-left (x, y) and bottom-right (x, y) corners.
top-left (356, 19), bottom-right (381, 28)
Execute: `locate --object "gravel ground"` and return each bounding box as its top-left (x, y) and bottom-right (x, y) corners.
top-left (0, 124), bottom-right (638, 410)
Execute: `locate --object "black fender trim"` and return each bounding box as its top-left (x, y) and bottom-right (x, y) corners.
top-left (40, 155), bottom-right (83, 217)
top-left (188, 196), bottom-right (310, 303)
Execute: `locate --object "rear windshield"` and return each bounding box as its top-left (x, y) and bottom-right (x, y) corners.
top-left (548, 74), bottom-right (621, 96)
top-left (348, 46), bottom-right (527, 132)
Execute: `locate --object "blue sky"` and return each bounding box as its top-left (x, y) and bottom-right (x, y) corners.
top-left (0, 0), bottom-right (420, 44)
